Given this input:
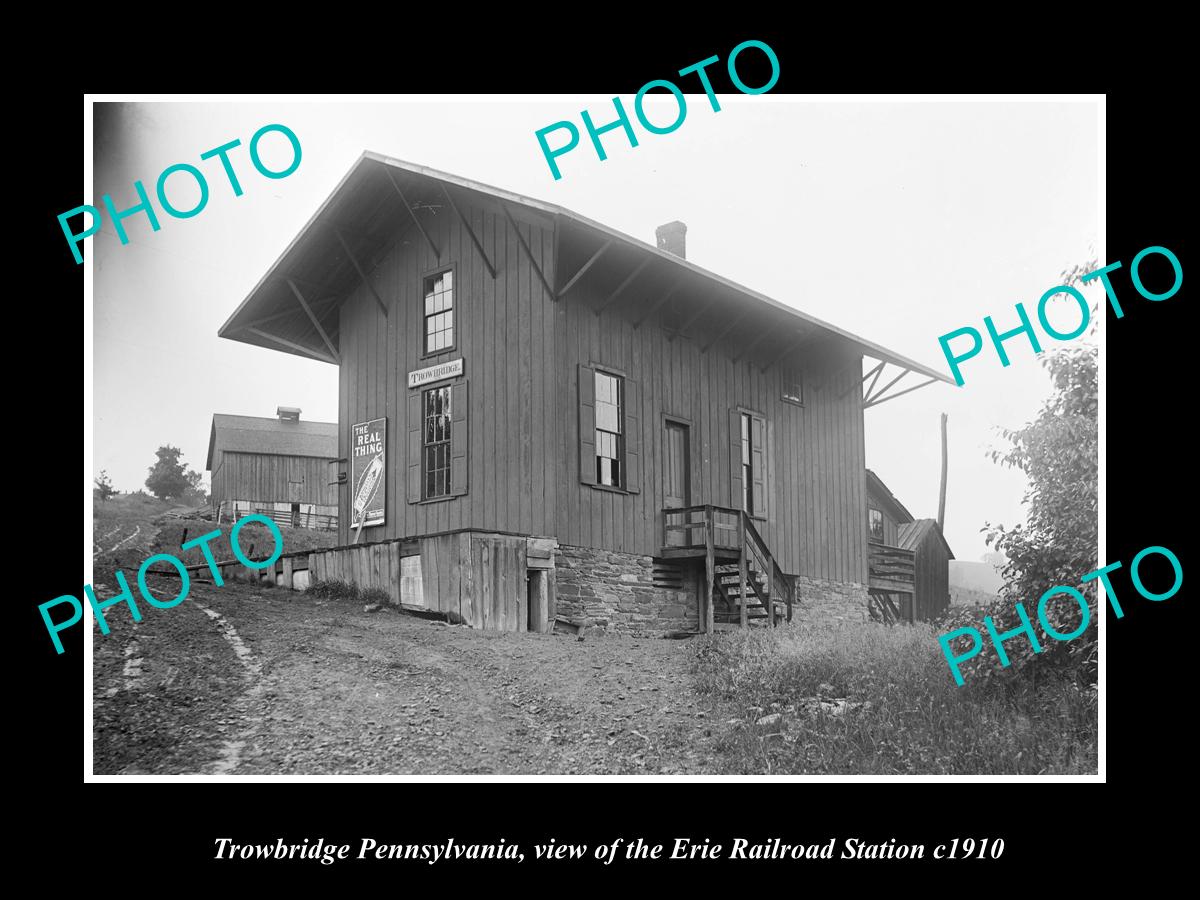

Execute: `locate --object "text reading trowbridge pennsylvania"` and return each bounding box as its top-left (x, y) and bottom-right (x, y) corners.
top-left (214, 838), bottom-right (525, 865)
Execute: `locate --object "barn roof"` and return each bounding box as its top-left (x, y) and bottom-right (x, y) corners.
top-left (865, 469), bottom-right (914, 524)
top-left (898, 518), bottom-right (955, 560)
top-left (217, 152), bottom-right (954, 403)
top-left (207, 414), bottom-right (338, 470)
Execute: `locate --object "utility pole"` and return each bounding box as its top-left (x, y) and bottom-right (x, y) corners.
top-left (937, 413), bottom-right (948, 530)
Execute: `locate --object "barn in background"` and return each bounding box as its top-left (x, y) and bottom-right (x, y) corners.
top-left (207, 407), bottom-right (339, 530)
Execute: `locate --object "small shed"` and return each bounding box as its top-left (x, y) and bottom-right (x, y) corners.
top-left (897, 518), bottom-right (955, 621)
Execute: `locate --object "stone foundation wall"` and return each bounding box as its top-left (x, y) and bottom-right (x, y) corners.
top-left (554, 545), bottom-right (699, 634)
top-left (553, 546), bottom-right (871, 634)
top-left (789, 575), bottom-right (871, 628)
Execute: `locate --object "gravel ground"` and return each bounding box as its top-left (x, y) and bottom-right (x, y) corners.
top-left (92, 577), bottom-right (728, 776)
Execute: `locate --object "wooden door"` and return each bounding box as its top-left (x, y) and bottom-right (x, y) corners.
top-left (664, 421), bottom-right (690, 546)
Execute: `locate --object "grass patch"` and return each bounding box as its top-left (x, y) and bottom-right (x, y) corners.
top-left (308, 580), bottom-right (361, 602)
top-left (688, 624), bottom-right (1097, 775)
top-left (153, 518), bottom-right (338, 567)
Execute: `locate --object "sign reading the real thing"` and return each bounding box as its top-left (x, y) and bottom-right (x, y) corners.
top-left (351, 418), bottom-right (387, 530)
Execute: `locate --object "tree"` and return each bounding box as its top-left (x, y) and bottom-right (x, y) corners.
top-left (942, 259), bottom-right (1099, 688)
top-left (94, 470), bottom-right (117, 502)
top-left (183, 469), bottom-right (209, 504)
top-left (981, 260), bottom-right (1099, 684)
top-left (145, 446), bottom-right (192, 500)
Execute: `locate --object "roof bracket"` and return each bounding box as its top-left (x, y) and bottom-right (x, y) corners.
top-left (759, 330), bottom-right (811, 373)
top-left (731, 325), bottom-right (775, 363)
top-left (702, 309), bottom-right (751, 354)
top-left (439, 184), bottom-right (497, 279)
top-left (501, 203), bottom-right (556, 301)
top-left (384, 168), bottom-right (440, 259)
top-left (669, 295), bottom-right (718, 342)
top-left (288, 278), bottom-right (340, 363)
top-left (332, 228), bottom-right (389, 316)
top-left (865, 375), bottom-right (938, 409)
top-left (594, 257), bottom-right (652, 316)
top-left (559, 239), bottom-right (612, 297)
top-left (633, 281), bottom-right (682, 330)
top-left (244, 326), bottom-right (337, 365)
top-left (841, 360), bottom-right (884, 400)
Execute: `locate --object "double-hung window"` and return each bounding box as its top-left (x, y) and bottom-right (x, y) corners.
top-left (595, 371), bottom-right (623, 487)
top-left (731, 408), bottom-right (767, 519)
top-left (423, 385), bottom-right (452, 499)
top-left (740, 412), bottom-right (755, 516)
top-left (578, 363), bottom-right (640, 493)
top-left (424, 270), bottom-right (453, 354)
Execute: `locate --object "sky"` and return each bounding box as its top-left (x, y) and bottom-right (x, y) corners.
top-left (90, 97), bottom-right (1100, 562)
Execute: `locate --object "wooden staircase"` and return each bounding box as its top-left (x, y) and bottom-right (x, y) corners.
top-left (662, 504), bottom-right (796, 632)
top-left (714, 564), bottom-right (787, 625)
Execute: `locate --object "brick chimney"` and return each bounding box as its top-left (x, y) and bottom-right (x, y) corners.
top-left (277, 406), bottom-right (301, 423)
top-left (655, 221), bottom-right (687, 259)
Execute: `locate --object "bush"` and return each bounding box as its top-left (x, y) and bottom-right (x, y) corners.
top-left (937, 592), bottom-right (1096, 690)
top-left (308, 579), bottom-right (360, 602)
top-left (307, 581), bottom-right (391, 607)
top-left (360, 587), bottom-right (391, 606)
top-left (689, 624), bottom-right (1096, 775)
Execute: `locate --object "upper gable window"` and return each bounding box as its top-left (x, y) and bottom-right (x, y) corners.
top-left (424, 270), bottom-right (454, 354)
top-left (782, 367), bottom-right (803, 406)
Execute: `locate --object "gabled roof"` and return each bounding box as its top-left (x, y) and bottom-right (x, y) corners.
top-left (865, 469), bottom-right (914, 524)
top-left (217, 152), bottom-right (954, 400)
top-left (898, 518), bottom-right (955, 560)
top-left (207, 414), bottom-right (338, 470)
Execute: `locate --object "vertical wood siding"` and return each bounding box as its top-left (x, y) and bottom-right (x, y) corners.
top-left (337, 194), bottom-right (869, 585)
top-left (211, 452), bottom-right (338, 507)
top-left (913, 534), bottom-right (951, 621)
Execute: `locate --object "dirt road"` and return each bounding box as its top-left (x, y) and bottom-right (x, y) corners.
top-left (92, 578), bottom-right (727, 775)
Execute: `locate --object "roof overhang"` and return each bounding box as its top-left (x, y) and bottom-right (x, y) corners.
top-left (219, 152), bottom-right (957, 398)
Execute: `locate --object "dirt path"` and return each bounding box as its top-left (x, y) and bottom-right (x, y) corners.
top-left (93, 578), bottom-right (726, 775)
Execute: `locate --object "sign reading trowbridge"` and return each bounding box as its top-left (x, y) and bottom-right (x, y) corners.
top-left (408, 358), bottom-right (464, 389)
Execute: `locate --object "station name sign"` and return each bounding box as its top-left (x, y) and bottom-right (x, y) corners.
top-left (408, 358), bottom-right (464, 389)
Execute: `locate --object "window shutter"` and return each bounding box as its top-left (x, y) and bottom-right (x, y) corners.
top-left (623, 377), bottom-right (640, 493)
top-left (406, 391), bottom-right (423, 504)
top-left (765, 417), bottom-right (776, 523)
top-left (752, 414), bottom-right (767, 519)
top-left (450, 379), bottom-right (468, 496)
top-left (578, 363), bottom-right (596, 485)
top-left (729, 408), bottom-right (743, 510)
